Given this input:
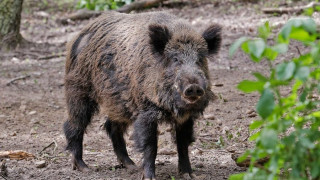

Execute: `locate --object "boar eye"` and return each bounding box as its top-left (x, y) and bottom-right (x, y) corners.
top-left (173, 57), bottom-right (179, 63)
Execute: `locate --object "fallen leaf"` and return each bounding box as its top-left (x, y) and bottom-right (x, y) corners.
top-left (0, 150), bottom-right (35, 160)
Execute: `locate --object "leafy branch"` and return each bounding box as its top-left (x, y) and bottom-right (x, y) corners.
top-left (229, 18), bottom-right (320, 180)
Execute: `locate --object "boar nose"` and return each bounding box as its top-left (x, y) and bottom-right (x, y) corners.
top-left (184, 84), bottom-right (204, 98)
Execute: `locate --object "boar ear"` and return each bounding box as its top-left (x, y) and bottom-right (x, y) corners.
top-left (149, 24), bottom-right (171, 54)
top-left (202, 25), bottom-right (222, 54)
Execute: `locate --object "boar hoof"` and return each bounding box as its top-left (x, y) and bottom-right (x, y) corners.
top-left (140, 173), bottom-right (156, 180)
top-left (72, 159), bottom-right (90, 172)
top-left (73, 164), bottom-right (90, 172)
top-left (126, 164), bottom-right (137, 169)
top-left (126, 164), bottom-right (139, 174)
top-left (182, 173), bottom-right (196, 179)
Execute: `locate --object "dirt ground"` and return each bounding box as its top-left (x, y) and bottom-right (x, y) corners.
top-left (0, 0), bottom-right (316, 179)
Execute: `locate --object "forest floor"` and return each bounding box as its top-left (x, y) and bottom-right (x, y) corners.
top-left (0, 0), bottom-right (317, 179)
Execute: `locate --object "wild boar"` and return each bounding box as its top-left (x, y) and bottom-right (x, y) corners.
top-left (63, 11), bottom-right (221, 179)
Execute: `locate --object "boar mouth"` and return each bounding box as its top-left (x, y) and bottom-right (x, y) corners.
top-left (181, 95), bottom-right (201, 104)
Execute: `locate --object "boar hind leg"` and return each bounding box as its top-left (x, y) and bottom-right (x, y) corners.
top-left (63, 90), bottom-right (98, 172)
top-left (176, 119), bottom-right (195, 179)
top-left (104, 118), bottom-right (136, 169)
top-left (133, 110), bottom-right (159, 180)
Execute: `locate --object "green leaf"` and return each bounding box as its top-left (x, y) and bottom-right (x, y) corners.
top-left (95, 4), bottom-right (103, 11)
top-left (282, 134), bottom-right (295, 145)
top-left (250, 120), bottom-right (264, 130)
top-left (303, 7), bottom-right (314, 17)
top-left (258, 21), bottom-right (271, 40)
top-left (248, 39), bottom-right (266, 60)
top-left (264, 47), bottom-right (278, 61)
top-left (300, 136), bottom-right (315, 149)
top-left (280, 22), bottom-right (292, 41)
top-left (290, 18), bottom-right (303, 27)
top-left (311, 161), bottom-right (320, 178)
top-left (269, 156), bottom-right (279, 172)
top-left (229, 37), bottom-right (248, 57)
top-left (272, 43), bottom-right (288, 54)
top-left (229, 173), bottom-right (245, 180)
top-left (279, 18), bottom-right (316, 42)
top-left (249, 54), bottom-right (261, 62)
top-left (241, 41), bottom-right (249, 54)
top-left (299, 88), bottom-right (308, 102)
top-left (249, 131), bottom-right (261, 141)
top-left (295, 66), bottom-right (310, 81)
top-left (311, 111), bottom-right (320, 118)
top-left (260, 129), bottom-right (277, 149)
top-left (270, 79), bottom-right (289, 87)
top-left (124, 0), bottom-right (133, 5)
top-left (237, 80), bottom-right (265, 93)
top-left (298, 54), bottom-right (313, 65)
top-left (77, 0), bottom-right (87, 9)
top-left (237, 151), bottom-right (250, 163)
top-left (301, 18), bottom-right (317, 34)
top-left (292, 80), bottom-right (303, 93)
top-left (289, 28), bottom-right (313, 41)
top-left (278, 33), bottom-right (289, 44)
top-left (276, 62), bottom-right (296, 81)
top-left (256, 89), bottom-right (275, 119)
top-left (253, 72), bottom-right (268, 82)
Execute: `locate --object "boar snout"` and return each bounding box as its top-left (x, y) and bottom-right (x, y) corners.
top-left (175, 67), bottom-right (208, 104)
top-left (183, 84), bottom-right (204, 103)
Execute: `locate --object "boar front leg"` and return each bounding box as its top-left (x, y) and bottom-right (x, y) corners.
top-left (133, 110), bottom-right (159, 180)
top-left (176, 118), bottom-right (196, 179)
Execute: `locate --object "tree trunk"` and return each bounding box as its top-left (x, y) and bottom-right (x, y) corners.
top-left (0, 0), bottom-right (23, 51)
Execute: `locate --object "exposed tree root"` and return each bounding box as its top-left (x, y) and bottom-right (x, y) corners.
top-left (57, 0), bottom-right (169, 24)
top-left (262, 1), bottom-right (320, 14)
top-left (117, 0), bottom-right (167, 13)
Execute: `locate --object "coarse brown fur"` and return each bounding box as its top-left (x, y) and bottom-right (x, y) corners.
top-left (63, 11), bottom-right (221, 179)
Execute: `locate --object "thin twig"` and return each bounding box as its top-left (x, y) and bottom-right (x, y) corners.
top-left (194, 145), bottom-right (210, 152)
top-left (6, 75), bottom-right (31, 86)
top-left (52, 140), bottom-right (58, 153)
top-left (39, 142), bottom-right (55, 154)
top-left (213, 83), bottom-right (224, 87)
top-left (296, 46), bottom-right (302, 56)
top-left (242, 134), bottom-right (250, 142)
top-left (37, 53), bottom-right (65, 60)
top-left (199, 136), bottom-right (216, 142)
top-left (15, 50), bottom-right (42, 58)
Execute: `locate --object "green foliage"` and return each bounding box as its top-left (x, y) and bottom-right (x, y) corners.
top-left (303, 4), bottom-right (320, 16)
top-left (229, 18), bottom-right (320, 179)
top-left (77, 0), bottom-right (133, 11)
